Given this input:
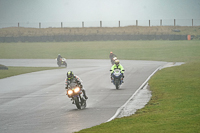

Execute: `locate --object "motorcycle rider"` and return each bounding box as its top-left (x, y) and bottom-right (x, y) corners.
top-left (110, 60), bottom-right (125, 83)
top-left (109, 51), bottom-right (117, 64)
top-left (65, 71), bottom-right (88, 99)
top-left (57, 54), bottom-right (62, 65)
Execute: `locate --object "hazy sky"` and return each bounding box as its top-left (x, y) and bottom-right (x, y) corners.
top-left (0, 0), bottom-right (200, 26)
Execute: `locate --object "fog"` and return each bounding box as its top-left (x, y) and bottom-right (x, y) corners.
top-left (0, 0), bottom-right (200, 27)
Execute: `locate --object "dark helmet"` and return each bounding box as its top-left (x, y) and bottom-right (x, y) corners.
top-left (67, 71), bottom-right (74, 80)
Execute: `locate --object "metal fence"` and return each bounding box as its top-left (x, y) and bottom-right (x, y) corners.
top-left (0, 19), bottom-right (200, 28)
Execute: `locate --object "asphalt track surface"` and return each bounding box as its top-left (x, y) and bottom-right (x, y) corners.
top-left (0, 59), bottom-right (167, 133)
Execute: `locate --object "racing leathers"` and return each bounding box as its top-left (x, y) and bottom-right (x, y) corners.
top-left (57, 54), bottom-right (62, 65)
top-left (65, 75), bottom-right (88, 99)
top-left (109, 53), bottom-right (117, 64)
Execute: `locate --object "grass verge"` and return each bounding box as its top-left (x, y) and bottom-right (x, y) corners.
top-left (77, 62), bottom-right (200, 133)
top-left (0, 66), bottom-right (63, 79)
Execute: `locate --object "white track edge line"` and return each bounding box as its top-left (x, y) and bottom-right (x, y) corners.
top-left (106, 66), bottom-right (161, 122)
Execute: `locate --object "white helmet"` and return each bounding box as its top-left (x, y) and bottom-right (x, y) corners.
top-left (115, 60), bottom-right (120, 66)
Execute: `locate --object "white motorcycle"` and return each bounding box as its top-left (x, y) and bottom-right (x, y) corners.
top-left (110, 69), bottom-right (124, 89)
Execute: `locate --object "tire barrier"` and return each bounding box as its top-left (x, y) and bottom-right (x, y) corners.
top-left (0, 34), bottom-right (190, 42)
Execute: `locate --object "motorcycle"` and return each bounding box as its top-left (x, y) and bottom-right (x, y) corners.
top-left (111, 56), bottom-right (117, 65)
top-left (110, 69), bottom-right (124, 89)
top-left (66, 82), bottom-right (87, 109)
top-left (57, 58), bottom-right (67, 67)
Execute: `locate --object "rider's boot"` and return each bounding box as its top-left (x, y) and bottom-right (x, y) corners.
top-left (71, 99), bottom-right (75, 104)
top-left (121, 78), bottom-right (124, 83)
top-left (82, 90), bottom-right (88, 99)
top-left (111, 76), bottom-right (114, 83)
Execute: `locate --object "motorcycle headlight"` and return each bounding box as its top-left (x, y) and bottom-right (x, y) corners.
top-left (74, 87), bottom-right (80, 93)
top-left (67, 89), bottom-right (73, 95)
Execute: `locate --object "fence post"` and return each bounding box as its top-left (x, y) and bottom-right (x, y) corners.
top-left (149, 20), bottom-right (150, 27)
top-left (136, 20), bottom-right (138, 26)
top-left (61, 22), bottom-right (63, 28)
top-left (119, 21), bottom-right (120, 27)
top-left (192, 19), bottom-right (193, 27)
top-left (174, 19), bottom-right (176, 26)
top-left (100, 21), bottom-right (102, 27)
top-left (39, 22), bottom-right (41, 28)
top-left (18, 22), bottom-right (19, 27)
top-left (82, 22), bottom-right (84, 28)
top-left (160, 19), bottom-right (162, 26)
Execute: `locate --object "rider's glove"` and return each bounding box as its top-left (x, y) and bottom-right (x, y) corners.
top-left (122, 73), bottom-right (124, 78)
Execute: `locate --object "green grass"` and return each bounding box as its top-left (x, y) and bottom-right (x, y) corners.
top-left (0, 41), bottom-right (200, 62)
top-left (0, 67), bottom-right (63, 79)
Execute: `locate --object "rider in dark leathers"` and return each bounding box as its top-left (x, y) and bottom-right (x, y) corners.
top-left (57, 54), bottom-right (62, 65)
top-left (65, 71), bottom-right (88, 99)
top-left (109, 52), bottom-right (117, 65)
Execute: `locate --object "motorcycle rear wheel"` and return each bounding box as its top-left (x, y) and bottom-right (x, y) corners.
top-left (64, 62), bottom-right (67, 67)
top-left (81, 98), bottom-right (86, 109)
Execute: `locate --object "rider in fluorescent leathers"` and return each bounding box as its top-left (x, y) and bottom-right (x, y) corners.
top-left (110, 60), bottom-right (125, 83)
top-left (65, 71), bottom-right (88, 99)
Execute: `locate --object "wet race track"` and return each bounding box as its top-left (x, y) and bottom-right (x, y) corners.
top-left (0, 59), bottom-right (167, 133)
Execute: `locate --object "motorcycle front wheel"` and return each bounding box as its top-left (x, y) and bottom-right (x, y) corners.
top-left (115, 79), bottom-right (119, 89)
top-left (74, 97), bottom-right (81, 109)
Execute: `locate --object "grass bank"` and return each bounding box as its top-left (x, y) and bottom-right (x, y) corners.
top-left (1, 26), bottom-right (200, 37)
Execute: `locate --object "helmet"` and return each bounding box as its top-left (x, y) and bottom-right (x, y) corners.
top-left (115, 60), bottom-right (120, 66)
top-left (67, 71), bottom-right (74, 80)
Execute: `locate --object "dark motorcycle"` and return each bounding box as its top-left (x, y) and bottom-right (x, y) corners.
top-left (110, 69), bottom-right (124, 89)
top-left (66, 82), bottom-right (87, 109)
top-left (57, 58), bottom-right (67, 67)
